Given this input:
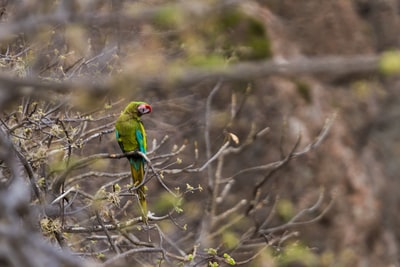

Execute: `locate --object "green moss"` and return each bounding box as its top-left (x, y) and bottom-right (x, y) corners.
top-left (246, 35), bottom-right (272, 60)
top-left (248, 18), bottom-right (266, 36)
top-left (220, 9), bottom-right (242, 29)
top-left (217, 8), bottom-right (272, 60)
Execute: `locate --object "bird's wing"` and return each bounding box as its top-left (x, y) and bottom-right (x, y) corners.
top-left (115, 129), bottom-right (125, 151)
top-left (135, 128), bottom-right (146, 153)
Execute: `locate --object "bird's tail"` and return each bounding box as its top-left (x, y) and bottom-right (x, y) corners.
top-left (130, 162), bottom-right (148, 224)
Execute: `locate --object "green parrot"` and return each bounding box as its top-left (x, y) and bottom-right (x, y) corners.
top-left (115, 101), bottom-right (152, 223)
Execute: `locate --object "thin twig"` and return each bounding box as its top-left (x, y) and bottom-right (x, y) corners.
top-left (95, 212), bottom-right (120, 254)
top-left (259, 192), bottom-right (335, 234)
top-left (205, 80), bottom-right (223, 189)
top-left (102, 247), bottom-right (164, 267)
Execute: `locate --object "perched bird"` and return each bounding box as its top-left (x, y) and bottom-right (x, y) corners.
top-left (115, 101), bottom-right (152, 223)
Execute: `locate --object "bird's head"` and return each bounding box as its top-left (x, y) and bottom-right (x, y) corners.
top-left (124, 101), bottom-right (152, 117)
top-left (137, 103), bottom-right (152, 116)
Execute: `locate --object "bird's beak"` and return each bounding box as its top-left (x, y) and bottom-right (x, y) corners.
top-left (137, 104), bottom-right (152, 115)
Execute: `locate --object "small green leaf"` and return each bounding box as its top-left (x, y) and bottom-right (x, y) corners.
top-left (205, 247), bottom-right (218, 255)
top-left (96, 253), bottom-right (105, 259)
top-left (175, 206), bottom-right (184, 213)
top-left (185, 253), bottom-right (194, 261)
top-left (186, 183), bottom-right (194, 191)
top-left (223, 253), bottom-right (236, 265)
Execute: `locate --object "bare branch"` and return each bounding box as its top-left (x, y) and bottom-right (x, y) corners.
top-left (0, 56), bottom-right (382, 105)
top-left (260, 190), bottom-right (335, 234)
top-left (63, 217), bottom-right (142, 233)
top-left (213, 199), bottom-right (247, 224)
top-left (102, 247), bottom-right (164, 267)
top-left (205, 80), bottom-right (223, 190)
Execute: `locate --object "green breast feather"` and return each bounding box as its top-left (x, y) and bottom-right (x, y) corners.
top-left (115, 113), bottom-right (147, 170)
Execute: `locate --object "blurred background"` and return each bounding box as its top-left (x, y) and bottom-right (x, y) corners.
top-left (1, 0), bottom-right (400, 266)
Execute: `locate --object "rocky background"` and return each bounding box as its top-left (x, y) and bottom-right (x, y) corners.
top-left (0, 1), bottom-right (400, 266)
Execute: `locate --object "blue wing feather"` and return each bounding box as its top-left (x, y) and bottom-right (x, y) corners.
top-left (115, 129), bottom-right (119, 139)
top-left (129, 129), bottom-right (145, 171)
top-left (136, 129), bottom-right (146, 153)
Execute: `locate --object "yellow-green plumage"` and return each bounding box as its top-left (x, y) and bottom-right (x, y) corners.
top-left (115, 101), bottom-right (152, 223)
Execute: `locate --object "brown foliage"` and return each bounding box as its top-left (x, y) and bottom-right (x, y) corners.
top-left (0, 0), bottom-right (399, 266)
